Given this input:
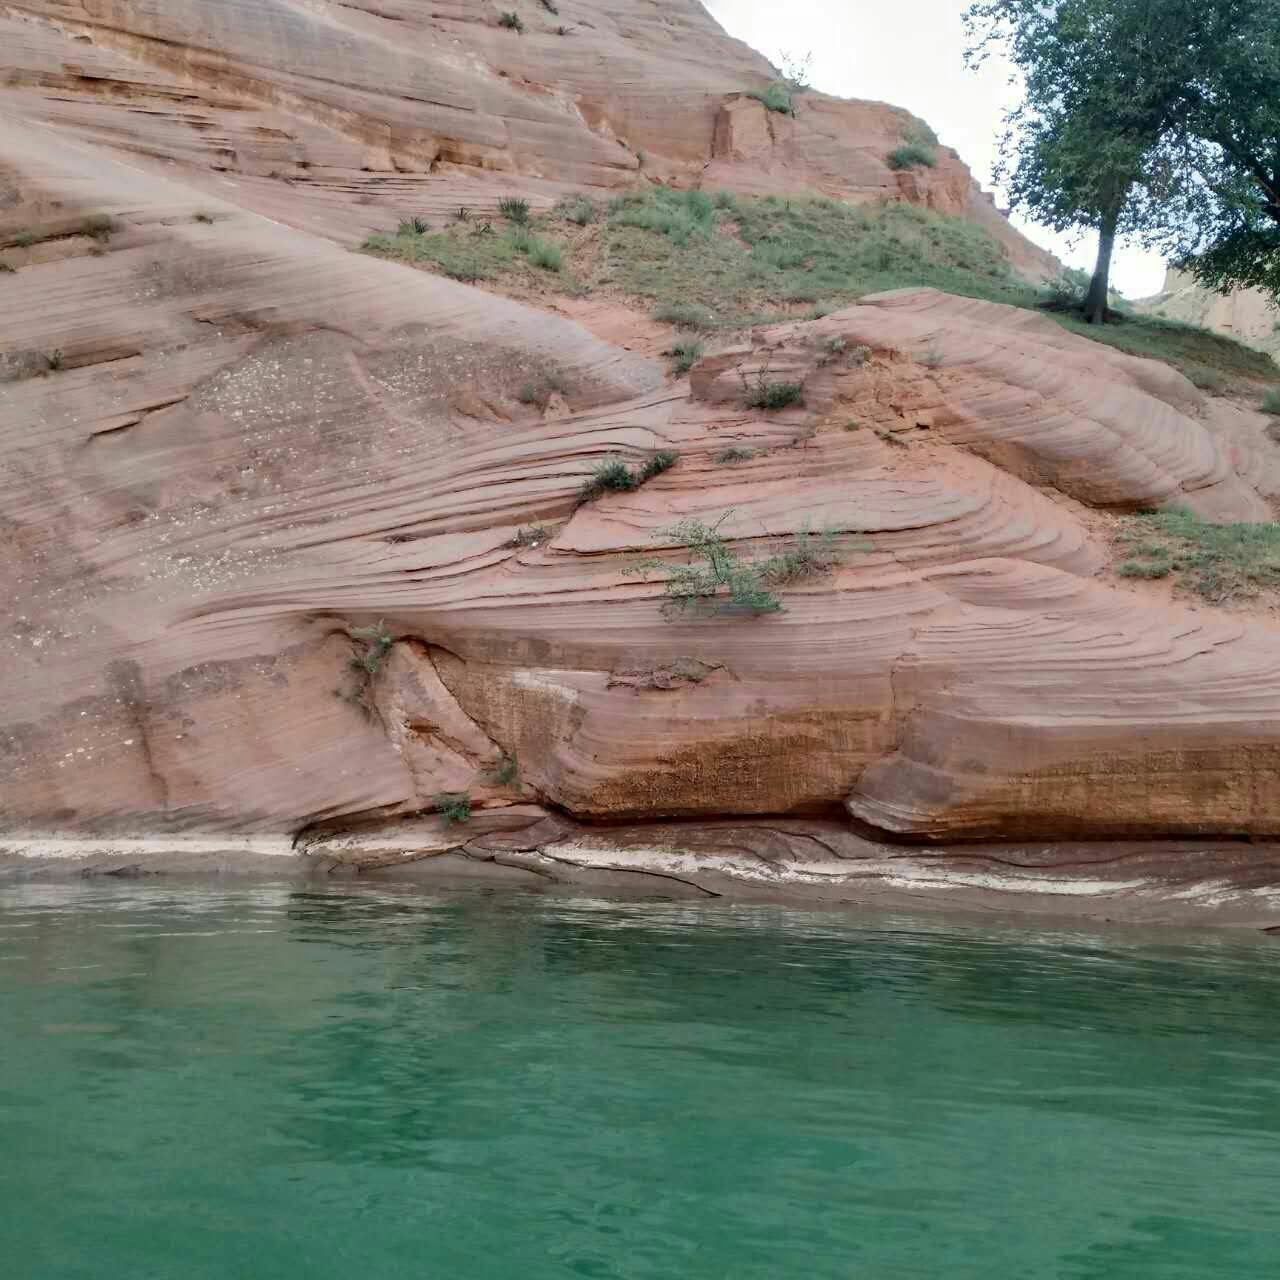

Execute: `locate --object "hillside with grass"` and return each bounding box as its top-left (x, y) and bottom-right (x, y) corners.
top-left (364, 187), bottom-right (1280, 394)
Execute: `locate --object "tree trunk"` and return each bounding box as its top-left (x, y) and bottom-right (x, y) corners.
top-left (1084, 208), bottom-right (1120, 324)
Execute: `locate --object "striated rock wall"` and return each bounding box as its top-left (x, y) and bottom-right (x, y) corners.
top-left (2, 1), bottom-right (1280, 917)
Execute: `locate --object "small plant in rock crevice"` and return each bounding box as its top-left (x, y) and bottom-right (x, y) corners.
top-left (489, 753), bottom-right (520, 786)
top-left (13, 231), bottom-right (36, 248)
top-left (578, 451), bottom-right (679, 504)
top-left (715, 447), bottom-right (755, 464)
top-left (46, 349), bottom-right (64, 372)
top-left (740, 358), bottom-right (804, 410)
top-left (497, 11), bottom-right (524, 32)
top-left (669, 338), bottom-right (703, 374)
top-left (336, 620), bottom-right (395, 714)
top-left (516, 368), bottom-right (570, 410)
top-left (506, 523), bottom-right (552, 548)
top-left (83, 214), bottom-right (116, 242)
top-left (434, 792), bottom-right (472, 824)
top-left (746, 83), bottom-right (794, 115)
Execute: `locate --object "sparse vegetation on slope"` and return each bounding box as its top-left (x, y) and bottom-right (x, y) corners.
top-left (361, 186), bottom-right (1279, 389)
top-left (1115, 508), bottom-right (1280, 602)
top-left (578, 451), bottom-right (679, 504)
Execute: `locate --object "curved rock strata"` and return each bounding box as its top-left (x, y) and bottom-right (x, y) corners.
top-left (2, 0), bottom-right (1280, 919)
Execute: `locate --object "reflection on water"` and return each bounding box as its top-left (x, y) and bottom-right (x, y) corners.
top-left (2, 880), bottom-right (1279, 1279)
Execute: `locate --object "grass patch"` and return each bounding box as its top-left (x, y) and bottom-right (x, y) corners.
top-left (715, 447), bottom-right (755, 463)
top-left (361, 185), bottom-right (1279, 389)
top-left (527, 238), bottom-right (562, 271)
top-left (516, 369), bottom-right (569, 409)
top-left (434, 792), bottom-right (472, 824)
top-left (498, 196), bottom-right (530, 225)
top-left (398, 214), bottom-right (429, 236)
top-left (489, 753), bottom-right (520, 785)
top-left (746, 83), bottom-right (793, 115)
top-left (669, 338), bottom-right (703, 374)
top-left (1114, 508), bottom-right (1280, 602)
top-left (887, 143), bottom-right (936, 171)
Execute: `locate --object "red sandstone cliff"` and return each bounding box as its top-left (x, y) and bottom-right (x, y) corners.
top-left (2, 1), bottom-right (1280, 921)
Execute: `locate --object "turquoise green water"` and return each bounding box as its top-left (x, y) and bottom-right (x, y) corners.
top-left (2, 882), bottom-right (1279, 1279)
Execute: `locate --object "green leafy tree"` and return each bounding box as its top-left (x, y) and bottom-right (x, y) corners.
top-left (966, 0), bottom-right (1209, 323)
top-left (1153, 1), bottom-right (1280, 299)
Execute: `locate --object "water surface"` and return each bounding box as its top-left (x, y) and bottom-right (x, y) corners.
top-left (2, 880), bottom-right (1278, 1278)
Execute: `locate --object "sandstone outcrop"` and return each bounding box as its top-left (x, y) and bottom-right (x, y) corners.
top-left (3, 1), bottom-right (1280, 920)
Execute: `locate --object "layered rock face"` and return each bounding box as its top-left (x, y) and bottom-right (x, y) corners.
top-left (3, 0), bottom-right (1280, 915)
top-left (1143, 269), bottom-right (1280, 362)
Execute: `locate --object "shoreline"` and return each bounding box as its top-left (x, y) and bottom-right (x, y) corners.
top-left (4, 826), bottom-right (1280, 931)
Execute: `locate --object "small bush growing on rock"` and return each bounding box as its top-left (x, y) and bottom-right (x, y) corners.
top-left (624, 513), bottom-right (782, 618)
top-left (715, 447), bottom-right (755, 463)
top-left (758, 525), bottom-right (843, 585)
top-left (350, 620), bottom-right (394, 676)
top-left (638, 450), bottom-right (679, 482)
top-left (84, 214), bottom-right (116, 241)
top-left (556, 25), bottom-right (570, 35)
top-left (13, 231), bottom-right (36, 248)
top-left (579, 451), bottom-right (679, 503)
top-left (1262, 389), bottom-right (1280, 415)
top-left (193, 211), bottom-right (215, 224)
top-left (670, 338), bottom-right (703, 373)
top-left (743, 378), bottom-right (804, 410)
top-left (434, 792), bottom-right (472, 824)
top-left (45, 349), bottom-right (64, 372)
top-left (887, 142), bottom-right (936, 171)
top-left (497, 11), bottom-right (524, 32)
top-left (778, 50), bottom-right (813, 92)
top-left (516, 369), bottom-right (569, 409)
top-left (506, 523), bottom-right (551, 548)
top-left (490, 753), bottom-right (520, 785)
top-left (498, 195), bottom-right (530, 224)
top-left (0, 261), bottom-right (14, 274)
top-left (747, 83), bottom-right (793, 115)
top-left (398, 214), bottom-right (430, 235)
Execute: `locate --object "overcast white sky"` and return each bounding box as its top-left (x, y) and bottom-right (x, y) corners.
top-left (702, 0), bottom-right (1169, 297)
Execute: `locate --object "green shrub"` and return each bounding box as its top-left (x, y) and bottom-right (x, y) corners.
top-left (490, 753), bottom-right (520, 785)
top-left (434, 792), bottom-right (472, 824)
top-left (747, 83), bottom-right (793, 115)
top-left (13, 231), bottom-right (35, 248)
top-left (1262, 389), bottom-right (1280, 415)
top-left (655, 301), bottom-right (716, 330)
top-left (624, 515), bottom-right (782, 618)
top-left (715, 447), bottom-right (755, 463)
top-left (350, 620), bottom-right (394, 675)
top-left (578, 451), bottom-right (678, 502)
top-left (1043, 267), bottom-right (1090, 311)
top-left (1117, 556), bottom-right (1174, 579)
top-left (497, 11), bottom-right (524, 31)
top-left (46, 349), bottom-right (64, 372)
top-left (506, 524), bottom-right (551, 548)
top-left (744, 379), bottom-right (804, 410)
top-left (670, 338), bottom-right (703, 373)
top-left (579, 456), bottom-right (637, 502)
top-left (887, 143), bottom-right (936, 171)
top-left (527, 238), bottom-right (563, 271)
top-left (398, 214), bottom-right (429, 235)
top-left (561, 198), bottom-right (595, 226)
top-left (83, 215), bottom-right (116, 241)
top-left (609, 188), bottom-right (716, 247)
top-left (638, 449), bottom-right (679, 482)
top-left (759, 526), bottom-right (841, 584)
top-left (498, 195), bottom-right (530, 224)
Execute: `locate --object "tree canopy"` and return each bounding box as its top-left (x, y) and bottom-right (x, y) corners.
top-left (966, 0), bottom-right (1280, 317)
